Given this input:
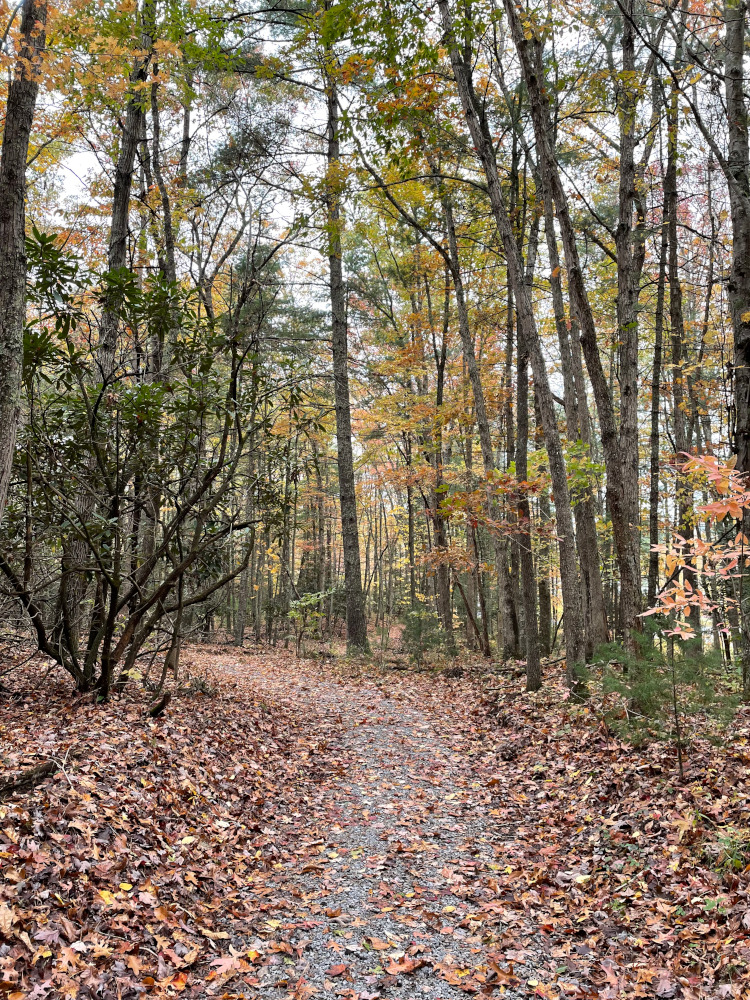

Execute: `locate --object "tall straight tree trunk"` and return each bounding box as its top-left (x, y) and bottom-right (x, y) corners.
top-left (429, 291), bottom-right (455, 651)
top-left (614, 0), bottom-right (642, 635)
top-left (0, 0), bottom-right (47, 523)
top-left (517, 204), bottom-right (542, 690)
top-left (98, 41), bottom-right (152, 381)
top-left (325, 67), bottom-right (369, 653)
top-left (438, 0), bottom-right (585, 678)
top-left (666, 0), bottom-right (691, 552)
top-left (543, 202), bottom-right (607, 653)
top-left (517, 322), bottom-right (541, 691)
top-left (463, 428), bottom-right (480, 649)
top-left (503, 0), bottom-right (641, 642)
top-left (234, 445), bottom-right (255, 646)
top-left (724, 0), bottom-right (750, 695)
top-left (648, 206), bottom-right (669, 607)
top-left (534, 399), bottom-right (553, 656)
top-left (405, 437), bottom-right (417, 608)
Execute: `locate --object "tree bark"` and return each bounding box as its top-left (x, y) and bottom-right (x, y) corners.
top-left (543, 205), bottom-right (607, 654)
top-left (0, 0), bottom-right (47, 523)
top-left (724, 0), bottom-right (750, 695)
top-left (517, 319), bottom-right (541, 691)
top-left (234, 445), bottom-right (255, 646)
top-left (647, 205), bottom-right (668, 607)
top-left (428, 273), bottom-right (455, 650)
top-left (98, 39), bottom-right (152, 381)
top-left (325, 67), bottom-right (369, 653)
top-left (534, 400), bottom-right (553, 656)
top-left (517, 203), bottom-right (542, 689)
top-left (613, 1), bottom-right (642, 636)
top-left (440, 187), bottom-right (518, 657)
top-left (502, 0), bottom-right (641, 641)
top-left (438, 0), bottom-right (585, 677)
top-left (666, 3), bottom-right (690, 535)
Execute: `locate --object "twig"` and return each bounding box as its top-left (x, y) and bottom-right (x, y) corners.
top-left (0, 760), bottom-right (56, 799)
top-left (51, 746), bottom-right (76, 789)
top-left (0, 746), bottom-right (84, 800)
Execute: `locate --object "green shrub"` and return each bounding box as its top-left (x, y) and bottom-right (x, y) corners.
top-left (592, 626), bottom-right (737, 749)
top-left (400, 603), bottom-right (446, 667)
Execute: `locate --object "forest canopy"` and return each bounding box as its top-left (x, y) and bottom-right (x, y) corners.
top-left (1, 0), bottom-right (750, 700)
top-left (6, 4), bottom-right (750, 998)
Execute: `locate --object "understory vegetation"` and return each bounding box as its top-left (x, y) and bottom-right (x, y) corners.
top-left (2, 0), bottom-right (750, 994)
top-left (2, 0), bottom-right (750, 721)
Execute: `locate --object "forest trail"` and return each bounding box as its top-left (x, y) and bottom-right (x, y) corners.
top-left (216, 654), bottom-right (533, 999)
top-left (2, 648), bottom-right (749, 999)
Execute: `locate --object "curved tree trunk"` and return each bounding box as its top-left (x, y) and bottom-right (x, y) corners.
top-left (54, 19), bottom-right (152, 684)
top-left (440, 189), bottom-right (518, 659)
top-left (438, 0), bottom-right (585, 678)
top-left (502, 0), bottom-right (642, 642)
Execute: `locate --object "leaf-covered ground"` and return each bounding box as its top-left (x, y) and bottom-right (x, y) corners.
top-left (1, 647), bottom-right (749, 999)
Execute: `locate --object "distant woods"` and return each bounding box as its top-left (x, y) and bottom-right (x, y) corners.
top-left (1, 0), bottom-right (750, 698)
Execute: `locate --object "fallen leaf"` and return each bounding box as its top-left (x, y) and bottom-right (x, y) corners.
top-left (325, 963), bottom-right (347, 976)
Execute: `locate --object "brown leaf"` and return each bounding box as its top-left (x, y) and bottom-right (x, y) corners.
top-left (325, 963), bottom-right (347, 976)
top-left (0, 905), bottom-right (17, 936)
top-left (384, 956), bottom-right (426, 976)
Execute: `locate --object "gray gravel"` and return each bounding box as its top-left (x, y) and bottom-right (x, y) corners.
top-left (216, 658), bottom-right (535, 1000)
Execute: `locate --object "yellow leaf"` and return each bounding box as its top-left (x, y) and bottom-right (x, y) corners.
top-left (0, 903), bottom-right (16, 934)
top-left (199, 927), bottom-right (229, 940)
top-left (98, 890), bottom-right (115, 905)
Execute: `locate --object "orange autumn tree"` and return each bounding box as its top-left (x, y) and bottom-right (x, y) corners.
top-left (645, 454), bottom-right (750, 696)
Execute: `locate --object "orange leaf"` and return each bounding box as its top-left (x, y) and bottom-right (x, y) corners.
top-left (368, 938), bottom-right (392, 950)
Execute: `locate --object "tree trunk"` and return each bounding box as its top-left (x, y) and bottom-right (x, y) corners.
top-left (325, 67), bottom-right (369, 653)
top-left (613, 0), bottom-right (642, 637)
top-left (517, 323), bottom-right (541, 691)
top-left (439, 187), bottom-right (518, 657)
top-left (724, 0), bottom-right (750, 695)
top-left (536, 480), bottom-right (553, 655)
top-left (234, 446), bottom-right (255, 646)
top-left (518, 202), bottom-right (542, 689)
top-left (543, 201), bottom-right (607, 653)
top-left (647, 206), bottom-right (668, 607)
top-left (0, 0), bottom-right (47, 523)
top-left (438, 0), bottom-right (585, 677)
top-left (98, 42), bottom-right (152, 381)
top-left (406, 466), bottom-right (416, 608)
top-left (502, 0), bottom-right (641, 641)
top-left (666, 3), bottom-right (691, 541)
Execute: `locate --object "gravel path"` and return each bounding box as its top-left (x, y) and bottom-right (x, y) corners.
top-left (217, 656), bottom-right (535, 999)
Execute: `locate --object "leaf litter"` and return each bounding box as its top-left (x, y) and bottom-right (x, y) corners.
top-left (0, 646), bottom-right (749, 999)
